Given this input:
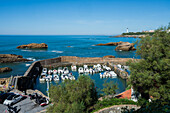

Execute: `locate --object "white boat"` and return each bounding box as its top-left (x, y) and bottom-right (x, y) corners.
top-left (83, 65), bottom-right (88, 69)
top-left (109, 71), bottom-right (117, 78)
top-left (63, 67), bottom-right (69, 74)
top-left (105, 67), bottom-right (111, 71)
top-left (53, 74), bottom-right (59, 81)
top-left (68, 73), bottom-right (75, 80)
top-left (46, 75), bottom-right (52, 81)
top-left (102, 65), bottom-right (107, 69)
top-left (117, 64), bottom-right (121, 68)
top-left (97, 67), bottom-right (103, 72)
top-left (71, 65), bottom-right (77, 71)
top-left (39, 74), bottom-right (46, 82)
top-left (89, 68), bottom-right (95, 74)
top-left (42, 68), bottom-right (47, 74)
top-left (53, 69), bottom-right (57, 74)
top-left (97, 64), bottom-right (101, 68)
top-left (78, 67), bottom-right (84, 74)
top-left (58, 67), bottom-right (63, 74)
top-left (93, 65), bottom-right (97, 69)
top-left (100, 73), bottom-right (103, 78)
top-left (61, 74), bottom-right (65, 81)
top-left (84, 68), bottom-right (89, 73)
top-left (48, 70), bottom-right (53, 75)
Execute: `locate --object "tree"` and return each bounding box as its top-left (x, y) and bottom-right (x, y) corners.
top-left (129, 26), bottom-right (170, 100)
top-left (101, 80), bottom-right (118, 97)
top-left (47, 75), bottom-right (98, 113)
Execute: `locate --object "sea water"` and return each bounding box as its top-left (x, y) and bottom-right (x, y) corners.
top-left (0, 35), bottom-right (140, 95)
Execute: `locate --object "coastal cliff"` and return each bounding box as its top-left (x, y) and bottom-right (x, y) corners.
top-left (0, 54), bottom-right (32, 63)
top-left (17, 43), bottom-right (48, 49)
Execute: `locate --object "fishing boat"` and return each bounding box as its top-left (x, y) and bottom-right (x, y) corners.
top-left (78, 67), bottom-right (84, 74)
top-left (39, 74), bottom-right (46, 82)
top-left (102, 65), bottom-right (107, 70)
top-left (53, 74), bottom-right (59, 81)
top-left (71, 65), bottom-right (77, 71)
top-left (58, 67), bottom-right (63, 74)
top-left (89, 68), bottom-right (95, 74)
top-left (42, 68), bottom-right (47, 74)
top-left (53, 69), bottom-right (57, 74)
top-left (63, 67), bottom-right (69, 74)
top-left (68, 73), bottom-right (75, 80)
top-left (48, 70), bottom-right (53, 75)
top-left (84, 68), bottom-right (89, 73)
top-left (105, 67), bottom-right (111, 71)
top-left (83, 65), bottom-right (88, 69)
top-left (46, 75), bottom-right (52, 81)
top-left (109, 71), bottom-right (117, 78)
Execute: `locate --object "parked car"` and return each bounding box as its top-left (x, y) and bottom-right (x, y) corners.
top-left (3, 93), bottom-right (23, 106)
top-left (0, 93), bottom-right (14, 104)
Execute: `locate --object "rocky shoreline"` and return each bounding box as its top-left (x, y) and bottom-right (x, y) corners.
top-left (110, 34), bottom-right (146, 38)
top-left (0, 54), bottom-right (32, 63)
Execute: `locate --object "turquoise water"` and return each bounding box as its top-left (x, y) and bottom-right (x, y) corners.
top-left (0, 35), bottom-right (140, 94)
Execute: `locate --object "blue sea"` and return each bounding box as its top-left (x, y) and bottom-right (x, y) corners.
top-left (0, 35), bottom-right (140, 95)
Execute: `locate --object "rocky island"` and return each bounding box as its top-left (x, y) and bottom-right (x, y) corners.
top-left (0, 54), bottom-right (32, 63)
top-left (96, 41), bottom-right (136, 51)
top-left (0, 67), bottom-right (12, 73)
top-left (17, 43), bottom-right (48, 49)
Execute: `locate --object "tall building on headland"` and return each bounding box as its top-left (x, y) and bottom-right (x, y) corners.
top-left (127, 28), bottom-right (129, 33)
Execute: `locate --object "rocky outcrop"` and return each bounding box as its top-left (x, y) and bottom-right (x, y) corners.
top-left (17, 43), bottom-right (48, 49)
top-left (96, 41), bottom-right (136, 51)
top-left (115, 42), bottom-right (136, 51)
top-left (103, 55), bottom-right (115, 58)
top-left (0, 67), bottom-right (12, 73)
top-left (0, 54), bottom-right (32, 63)
top-left (96, 42), bottom-right (121, 46)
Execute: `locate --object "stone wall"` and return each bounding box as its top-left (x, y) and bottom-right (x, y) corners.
top-left (94, 105), bottom-right (140, 113)
top-left (39, 57), bottom-right (61, 66)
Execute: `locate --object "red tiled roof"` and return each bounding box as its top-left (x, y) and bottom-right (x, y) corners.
top-left (115, 89), bottom-right (131, 99)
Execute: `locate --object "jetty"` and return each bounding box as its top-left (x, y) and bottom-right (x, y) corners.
top-left (2, 56), bottom-right (138, 92)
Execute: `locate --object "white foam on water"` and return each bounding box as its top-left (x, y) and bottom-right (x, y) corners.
top-left (26, 64), bottom-right (31, 67)
top-left (21, 50), bottom-right (32, 52)
top-left (91, 45), bottom-right (96, 46)
top-left (27, 58), bottom-right (36, 61)
top-left (51, 50), bottom-right (63, 53)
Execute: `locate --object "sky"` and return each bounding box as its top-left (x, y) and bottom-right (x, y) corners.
top-left (0, 0), bottom-right (170, 35)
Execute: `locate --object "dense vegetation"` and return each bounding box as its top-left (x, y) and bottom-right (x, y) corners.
top-left (47, 76), bottom-right (98, 113)
top-left (126, 25), bottom-right (170, 112)
top-left (122, 32), bottom-right (154, 36)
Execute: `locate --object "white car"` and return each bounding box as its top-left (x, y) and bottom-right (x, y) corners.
top-left (3, 93), bottom-right (23, 106)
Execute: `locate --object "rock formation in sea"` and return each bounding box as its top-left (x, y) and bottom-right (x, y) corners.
top-left (96, 42), bottom-right (121, 46)
top-left (0, 67), bottom-right (12, 73)
top-left (115, 42), bottom-right (136, 51)
top-left (17, 43), bottom-right (48, 49)
top-left (0, 54), bottom-right (32, 63)
top-left (96, 41), bottom-right (136, 51)
top-left (103, 55), bottom-right (115, 58)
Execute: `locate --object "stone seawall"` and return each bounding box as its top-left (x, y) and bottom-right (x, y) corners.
top-left (60, 56), bottom-right (136, 65)
top-left (94, 105), bottom-right (140, 113)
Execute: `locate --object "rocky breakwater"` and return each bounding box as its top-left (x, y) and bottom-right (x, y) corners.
top-left (17, 43), bottom-right (48, 49)
top-left (96, 41), bottom-right (136, 51)
top-left (0, 67), bottom-right (12, 73)
top-left (0, 54), bottom-right (31, 63)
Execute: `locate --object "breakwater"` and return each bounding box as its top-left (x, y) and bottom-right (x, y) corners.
top-left (12, 56), bottom-right (138, 91)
